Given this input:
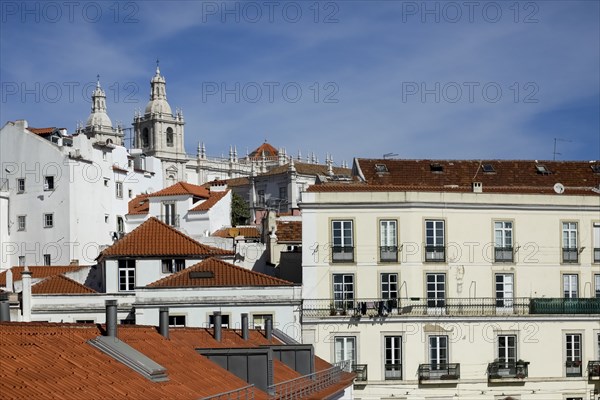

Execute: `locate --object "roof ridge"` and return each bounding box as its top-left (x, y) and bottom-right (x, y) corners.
top-left (32, 274), bottom-right (97, 294)
top-left (206, 257), bottom-right (293, 285)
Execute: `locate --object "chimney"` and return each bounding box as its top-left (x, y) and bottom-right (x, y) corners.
top-left (105, 300), bottom-right (118, 337)
top-left (213, 311), bottom-right (222, 342)
top-left (21, 266), bottom-right (32, 322)
top-left (265, 315), bottom-right (272, 341)
top-left (241, 313), bottom-right (249, 341)
top-left (159, 307), bottom-right (169, 339)
top-left (472, 182), bottom-right (483, 193)
top-left (0, 293), bottom-right (10, 322)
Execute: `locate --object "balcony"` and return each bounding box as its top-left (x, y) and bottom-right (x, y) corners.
top-left (332, 246), bottom-right (354, 263)
top-left (562, 247), bottom-right (578, 263)
top-left (159, 214), bottom-right (180, 227)
top-left (588, 360), bottom-right (600, 380)
top-left (418, 363), bottom-right (460, 384)
top-left (566, 360), bottom-right (582, 377)
top-left (384, 363), bottom-right (402, 380)
top-left (487, 361), bottom-right (529, 382)
top-left (529, 298), bottom-right (600, 314)
top-left (425, 246), bottom-right (445, 262)
top-left (351, 364), bottom-right (367, 382)
top-left (380, 246), bottom-right (398, 262)
top-left (594, 248), bottom-right (600, 263)
top-left (494, 247), bottom-right (514, 263)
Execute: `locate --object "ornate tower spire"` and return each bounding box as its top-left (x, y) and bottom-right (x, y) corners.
top-left (86, 75), bottom-right (112, 129)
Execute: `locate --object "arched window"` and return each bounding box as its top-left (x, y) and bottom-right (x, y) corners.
top-left (141, 128), bottom-right (149, 148)
top-left (166, 127), bottom-right (174, 147)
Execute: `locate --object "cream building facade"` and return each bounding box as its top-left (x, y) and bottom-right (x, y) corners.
top-left (300, 158), bottom-right (600, 400)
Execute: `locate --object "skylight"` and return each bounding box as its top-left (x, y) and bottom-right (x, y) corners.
top-left (375, 163), bottom-right (388, 173)
top-left (535, 164), bottom-right (551, 174)
top-left (591, 164), bottom-right (600, 174)
top-left (430, 163), bottom-right (444, 172)
top-left (482, 164), bottom-right (495, 173)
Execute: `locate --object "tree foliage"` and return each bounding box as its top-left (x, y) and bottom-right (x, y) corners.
top-left (231, 191), bottom-right (250, 226)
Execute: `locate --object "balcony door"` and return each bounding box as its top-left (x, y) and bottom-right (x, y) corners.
top-left (429, 335), bottom-right (448, 378)
top-left (495, 273), bottom-right (514, 312)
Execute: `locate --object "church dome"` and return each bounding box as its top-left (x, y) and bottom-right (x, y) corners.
top-left (86, 111), bottom-right (113, 128)
top-left (144, 98), bottom-right (172, 115)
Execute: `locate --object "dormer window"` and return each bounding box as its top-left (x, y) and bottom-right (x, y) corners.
top-left (535, 164), bottom-right (551, 174)
top-left (375, 164), bottom-right (388, 173)
top-left (430, 163), bottom-right (444, 173)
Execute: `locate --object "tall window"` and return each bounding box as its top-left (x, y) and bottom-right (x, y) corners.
top-left (43, 213), bottom-right (53, 228)
top-left (384, 336), bottom-right (402, 380)
top-left (565, 334), bottom-right (582, 377)
top-left (593, 222), bottom-right (600, 263)
top-left (495, 274), bottom-right (514, 308)
top-left (118, 260), bottom-right (135, 291)
top-left (17, 178), bottom-right (25, 193)
top-left (429, 335), bottom-right (448, 366)
top-left (380, 220), bottom-right (398, 262)
top-left (17, 215), bottom-right (26, 231)
top-left (497, 335), bottom-right (517, 365)
top-left (162, 203), bottom-right (177, 227)
top-left (563, 274), bottom-right (578, 298)
top-left (43, 254), bottom-right (51, 266)
top-left (381, 273), bottom-right (398, 299)
top-left (595, 274), bottom-right (600, 298)
top-left (141, 128), bottom-right (149, 147)
top-left (426, 273), bottom-right (446, 308)
top-left (166, 127), bottom-right (174, 147)
top-left (18, 256), bottom-right (25, 266)
top-left (43, 176), bottom-right (54, 191)
top-left (332, 220), bottom-right (354, 262)
top-left (562, 222), bottom-right (578, 263)
top-left (116, 216), bottom-right (124, 234)
top-left (333, 274), bottom-right (354, 310)
top-left (425, 220), bottom-right (445, 262)
top-left (494, 221), bottom-right (513, 262)
top-left (162, 259), bottom-right (185, 274)
top-left (334, 337), bottom-right (356, 364)
top-left (115, 182), bottom-right (123, 198)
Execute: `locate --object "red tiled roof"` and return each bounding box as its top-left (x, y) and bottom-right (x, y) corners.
top-left (307, 159), bottom-right (600, 195)
top-left (31, 275), bottom-right (96, 295)
top-left (0, 266), bottom-right (85, 287)
top-left (150, 182), bottom-right (210, 198)
top-left (219, 177), bottom-right (250, 187)
top-left (212, 226), bottom-right (261, 238)
top-left (99, 217), bottom-right (233, 259)
top-left (249, 142), bottom-right (279, 159)
top-left (127, 194), bottom-right (150, 215)
top-left (276, 221), bottom-right (302, 242)
top-left (190, 190), bottom-right (229, 212)
top-left (27, 127), bottom-right (56, 135)
top-left (147, 257), bottom-right (293, 288)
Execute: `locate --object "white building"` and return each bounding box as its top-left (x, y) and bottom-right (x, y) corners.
top-left (0, 89), bottom-right (163, 270)
top-left (300, 158), bottom-right (600, 400)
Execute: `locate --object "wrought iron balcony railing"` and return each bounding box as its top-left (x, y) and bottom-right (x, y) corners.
top-left (379, 246), bottom-right (398, 262)
top-left (566, 360), bottom-right (582, 377)
top-left (487, 360), bottom-right (529, 380)
top-left (384, 363), bottom-right (402, 380)
top-left (351, 364), bottom-right (367, 382)
top-left (588, 360), bottom-right (600, 380)
top-left (494, 247), bottom-right (514, 262)
top-left (303, 297), bottom-right (600, 318)
top-left (332, 246), bottom-right (354, 263)
top-left (268, 362), bottom-right (348, 399)
top-left (418, 363), bottom-right (460, 383)
top-left (425, 246), bottom-right (445, 262)
top-left (562, 247), bottom-right (579, 263)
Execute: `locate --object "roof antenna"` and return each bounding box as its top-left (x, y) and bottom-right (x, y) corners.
top-left (383, 153), bottom-right (398, 159)
top-left (553, 138), bottom-right (572, 160)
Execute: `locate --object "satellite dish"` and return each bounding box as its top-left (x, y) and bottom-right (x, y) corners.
top-left (553, 183), bottom-right (565, 194)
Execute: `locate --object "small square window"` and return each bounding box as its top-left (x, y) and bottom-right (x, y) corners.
top-left (17, 178), bottom-right (25, 193)
top-left (44, 176), bottom-right (55, 191)
top-left (43, 213), bottom-right (54, 228)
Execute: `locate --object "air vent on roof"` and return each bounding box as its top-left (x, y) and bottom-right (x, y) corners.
top-left (591, 164), bottom-right (600, 174)
top-left (190, 271), bottom-right (214, 279)
top-left (375, 164), bottom-right (388, 173)
top-left (430, 163), bottom-right (444, 172)
top-left (535, 164), bottom-right (551, 174)
top-left (482, 164), bottom-right (495, 173)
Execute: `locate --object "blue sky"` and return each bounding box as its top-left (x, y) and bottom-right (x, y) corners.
top-left (1, 1), bottom-right (598, 165)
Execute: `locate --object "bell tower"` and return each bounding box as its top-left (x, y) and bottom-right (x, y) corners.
top-left (133, 62), bottom-right (188, 184)
top-left (84, 76), bottom-right (124, 145)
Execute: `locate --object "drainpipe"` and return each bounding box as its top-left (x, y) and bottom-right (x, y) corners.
top-left (265, 315), bottom-right (272, 341)
top-left (241, 313), bottom-right (249, 341)
top-left (159, 307), bottom-right (169, 339)
top-left (213, 311), bottom-right (222, 342)
top-left (0, 293), bottom-right (10, 322)
top-left (21, 266), bottom-right (32, 322)
top-left (105, 300), bottom-right (118, 338)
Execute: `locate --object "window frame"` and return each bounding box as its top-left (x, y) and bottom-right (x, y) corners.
top-left (43, 175), bottom-right (55, 191)
top-left (17, 215), bottom-right (26, 231)
top-left (168, 315), bottom-right (186, 327)
top-left (495, 273), bottom-right (514, 308)
top-left (208, 314), bottom-right (230, 328)
top-left (43, 254), bottom-right (51, 266)
top-left (429, 335), bottom-right (449, 366)
top-left (331, 220), bottom-right (354, 263)
top-left (115, 181), bottom-right (123, 198)
top-left (595, 274), bottom-right (600, 299)
top-left (332, 273), bottom-right (354, 311)
top-left (166, 127), bottom-right (174, 147)
top-left (562, 221), bottom-right (579, 263)
top-left (162, 202), bottom-right (178, 227)
top-left (426, 273), bottom-right (446, 309)
top-left (425, 219), bottom-right (445, 262)
top-left (384, 335), bottom-right (402, 380)
top-left (563, 274), bottom-right (579, 299)
top-left (334, 336), bottom-right (357, 364)
top-left (118, 259), bottom-right (136, 292)
top-left (379, 219), bottom-right (398, 262)
top-left (161, 259), bottom-right (185, 274)
top-left (593, 222), bottom-right (600, 263)
top-left (43, 213), bottom-right (54, 228)
top-left (381, 273), bottom-right (398, 300)
top-left (252, 313), bottom-right (274, 329)
top-left (565, 333), bottom-right (582, 377)
top-left (17, 178), bottom-right (25, 193)
top-left (497, 334), bottom-right (517, 364)
top-left (494, 220), bottom-right (514, 262)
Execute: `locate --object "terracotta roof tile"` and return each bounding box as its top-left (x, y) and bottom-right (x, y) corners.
top-left (216, 176), bottom-right (250, 187)
top-left (307, 159), bottom-right (600, 195)
top-left (147, 257), bottom-right (293, 288)
top-left (27, 127), bottom-right (56, 135)
top-left (190, 190), bottom-right (229, 212)
top-left (150, 182), bottom-right (210, 198)
top-left (276, 221), bottom-right (302, 242)
top-left (212, 226), bottom-right (261, 238)
top-left (127, 194), bottom-right (150, 215)
top-left (0, 266), bottom-right (85, 287)
top-left (99, 217), bottom-right (233, 259)
top-left (31, 275), bottom-right (96, 295)
top-left (249, 142), bottom-right (279, 159)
